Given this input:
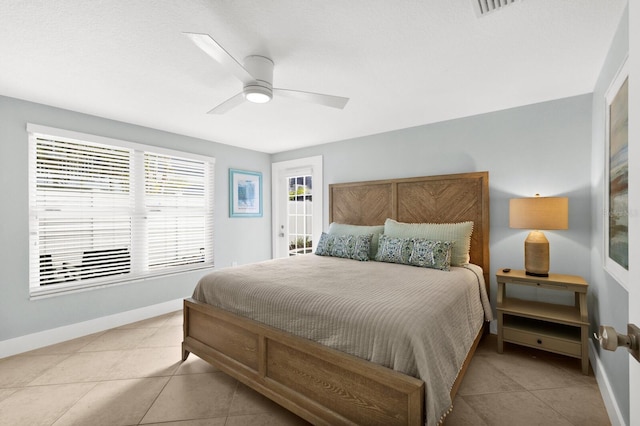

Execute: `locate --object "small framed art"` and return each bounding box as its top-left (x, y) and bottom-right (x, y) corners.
top-left (229, 169), bottom-right (263, 217)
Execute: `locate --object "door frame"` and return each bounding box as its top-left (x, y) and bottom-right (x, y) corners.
top-left (628, 2), bottom-right (638, 423)
top-left (271, 156), bottom-right (323, 258)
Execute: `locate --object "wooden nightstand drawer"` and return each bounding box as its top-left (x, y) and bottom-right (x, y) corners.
top-left (503, 326), bottom-right (581, 357)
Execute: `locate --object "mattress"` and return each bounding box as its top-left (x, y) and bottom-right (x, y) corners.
top-left (192, 254), bottom-right (492, 425)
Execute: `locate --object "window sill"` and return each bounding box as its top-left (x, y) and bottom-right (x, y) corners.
top-left (30, 263), bottom-right (214, 300)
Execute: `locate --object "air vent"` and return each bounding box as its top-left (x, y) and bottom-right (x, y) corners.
top-left (473, 0), bottom-right (522, 16)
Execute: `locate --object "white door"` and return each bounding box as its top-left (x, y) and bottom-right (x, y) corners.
top-left (628, 4), bottom-right (639, 424)
top-left (272, 156), bottom-right (323, 258)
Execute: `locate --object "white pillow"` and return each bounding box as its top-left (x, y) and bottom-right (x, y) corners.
top-left (328, 222), bottom-right (384, 258)
top-left (383, 218), bottom-right (473, 266)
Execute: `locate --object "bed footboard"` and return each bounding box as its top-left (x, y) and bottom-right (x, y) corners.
top-left (182, 298), bottom-right (425, 426)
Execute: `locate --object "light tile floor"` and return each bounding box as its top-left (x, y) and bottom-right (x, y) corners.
top-left (448, 334), bottom-right (610, 426)
top-left (0, 311), bottom-right (610, 426)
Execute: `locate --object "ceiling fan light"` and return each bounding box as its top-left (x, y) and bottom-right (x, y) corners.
top-left (244, 85), bottom-right (272, 103)
top-left (246, 92), bottom-right (271, 103)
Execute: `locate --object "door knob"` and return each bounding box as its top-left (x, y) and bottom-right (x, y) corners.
top-left (594, 324), bottom-right (640, 362)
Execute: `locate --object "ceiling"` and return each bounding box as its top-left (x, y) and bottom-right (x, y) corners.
top-left (0, 1), bottom-right (626, 154)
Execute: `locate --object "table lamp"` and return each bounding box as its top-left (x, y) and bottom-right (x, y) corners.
top-left (509, 195), bottom-right (569, 277)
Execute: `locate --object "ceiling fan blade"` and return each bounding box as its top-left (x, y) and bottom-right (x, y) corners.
top-left (207, 92), bottom-right (246, 114)
top-left (183, 32), bottom-right (255, 85)
top-left (273, 89), bottom-right (349, 109)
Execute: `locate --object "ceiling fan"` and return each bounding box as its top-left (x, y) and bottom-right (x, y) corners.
top-left (183, 32), bottom-right (350, 114)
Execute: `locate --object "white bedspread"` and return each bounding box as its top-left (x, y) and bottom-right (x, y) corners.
top-left (192, 255), bottom-right (492, 426)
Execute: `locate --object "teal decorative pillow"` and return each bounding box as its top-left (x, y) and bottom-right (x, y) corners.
top-left (383, 219), bottom-right (473, 266)
top-left (375, 235), bottom-right (413, 264)
top-left (315, 232), bottom-right (334, 256)
top-left (328, 223), bottom-right (384, 258)
top-left (330, 234), bottom-right (371, 261)
top-left (408, 239), bottom-right (453, 271)
top-left (315, 233), bottom-right (372, 261)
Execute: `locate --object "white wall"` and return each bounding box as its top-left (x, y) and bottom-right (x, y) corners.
top-left (0, 95), bottom-right (272, 343)
top-left (273, 94), bottom-right (593, 314)
top-left (590, 5), bottom-right (630, 425)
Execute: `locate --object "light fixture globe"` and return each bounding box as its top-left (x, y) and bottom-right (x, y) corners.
top-left (243, 85), bottom-right (272, 103)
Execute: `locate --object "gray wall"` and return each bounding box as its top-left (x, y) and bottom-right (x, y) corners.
top-left (590, 5), bottom-right (630, 424)
top-left (0, 95), bottom-right (272, 342)
top-left (273, 94), bottom-right (593, 313)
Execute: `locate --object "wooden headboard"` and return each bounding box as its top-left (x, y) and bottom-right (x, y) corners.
top-left (329, 171), bottom-right (490, 286)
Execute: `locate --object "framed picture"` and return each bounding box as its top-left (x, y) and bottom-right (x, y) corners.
top-left (604, 57), bottom-right (629, 289)
top-left (229, 169), bottom-right (263, 217)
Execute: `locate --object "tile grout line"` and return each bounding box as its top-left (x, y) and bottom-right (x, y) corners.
top-left (526, 388), bottom-right (580, 426)
top-left (223, 381), bottom-right (241, 426)
top-left (134, 367), bottom-right (175, 425)
top-left (46, 380), bottom-right (100, 426)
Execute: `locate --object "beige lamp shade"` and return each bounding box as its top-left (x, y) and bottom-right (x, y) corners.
top-left (509, 197), bottom-right (569, 230)
top-left (509, 196), bottom-right (569, 277)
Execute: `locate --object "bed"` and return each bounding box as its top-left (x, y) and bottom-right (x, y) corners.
top-left (182, 171), bottom-right (491, 425)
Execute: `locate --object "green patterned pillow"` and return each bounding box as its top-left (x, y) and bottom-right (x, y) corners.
top-left (315, 232), bottom-right (334, 256)
top-left (330, 234), bottom-right (371, 261)
top-left (315, 233), bottom-right (372, 261)
top-left (328, 223), bottom-right (384, 258)
top-left (408, 239), bottom-right (453, 271)
top-left (383, 219), bottom-right (473, 266)
top-left (375, 235), bottom-right (413, 264)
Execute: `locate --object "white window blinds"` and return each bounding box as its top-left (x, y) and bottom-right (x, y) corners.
top-left (28, 124), bottom-right (215, 297)
top-left (144, 153), bottom-right (213, 270)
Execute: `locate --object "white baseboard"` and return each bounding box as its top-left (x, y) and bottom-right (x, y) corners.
top-left (0, 298), bottom-right (183, 359)
top-left (589, 339), bottom-right (627, 426)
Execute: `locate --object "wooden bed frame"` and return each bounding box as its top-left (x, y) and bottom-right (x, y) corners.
top-left (182, 171), bottom-right (490, 425)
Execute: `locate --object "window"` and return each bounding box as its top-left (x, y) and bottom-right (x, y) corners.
top-left (28, 124), bottom-right (214, 297)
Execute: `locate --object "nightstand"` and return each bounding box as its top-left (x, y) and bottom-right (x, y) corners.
top-left (496, 268), bottom-right (590, 375)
